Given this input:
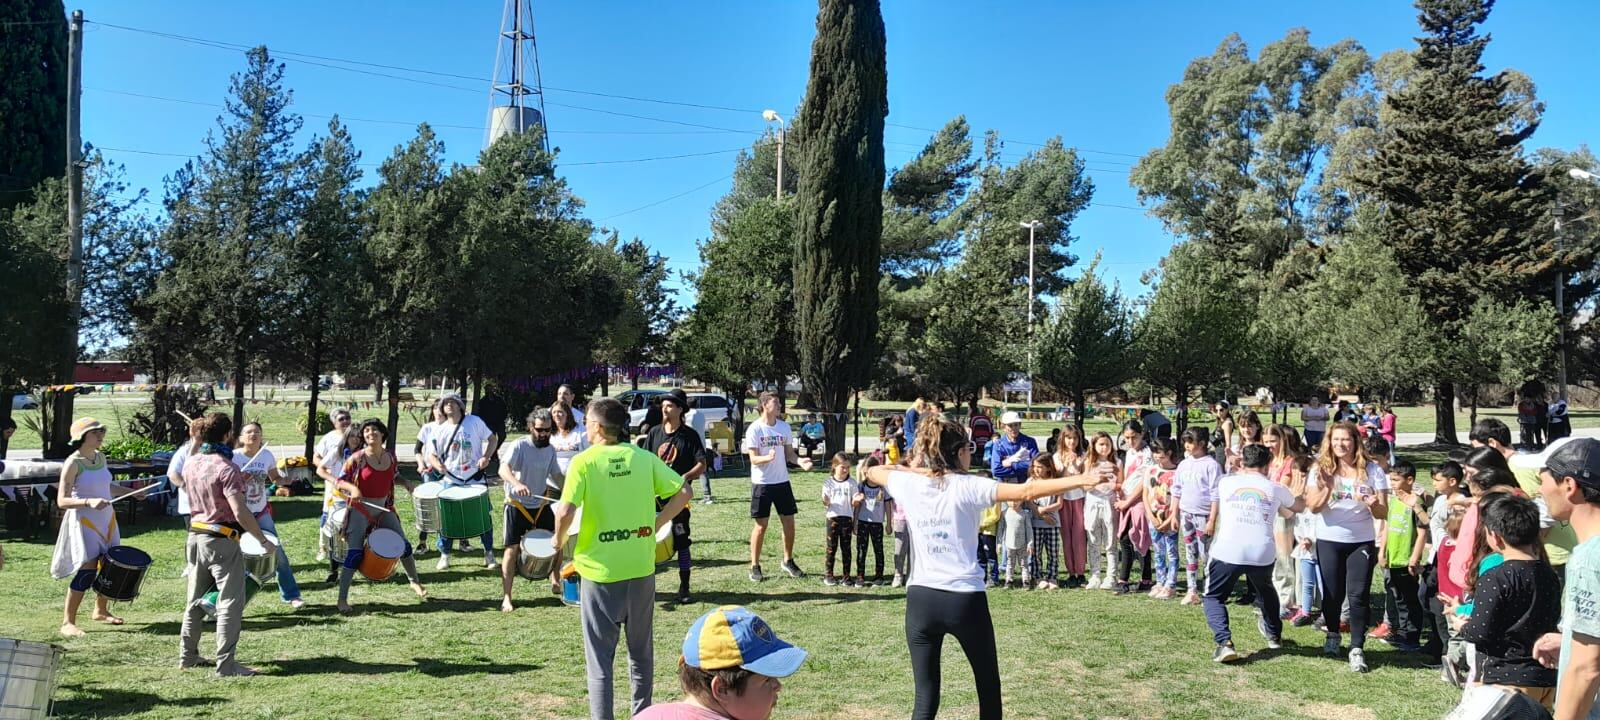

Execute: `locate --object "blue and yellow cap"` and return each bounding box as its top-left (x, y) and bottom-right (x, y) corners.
top-left (681, 605), bottom-right (807, 678)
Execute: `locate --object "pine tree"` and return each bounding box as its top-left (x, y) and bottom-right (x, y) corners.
top-left (0, 0), bottom-right (67, 210)
top-left (1359, 0), bottom-right (1550, 443)
top-left (1035, 258), bottom-right (1137, 433)
top-left (792, 0), bottom-right (887, 455)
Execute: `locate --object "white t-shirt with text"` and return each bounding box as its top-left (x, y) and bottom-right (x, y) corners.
top-left (231, 447), bottom-right (276, 515)
top-left (745, 418), bottom-right (793, 486)
top-left (884, 470), bottom-right (999, 593)
top-left (1210, 471), bottom-right (1298, 567)
top-left (1309, 461), bottom-right (1390, 544)
top-left (823, 477), bottom-right (860, 519)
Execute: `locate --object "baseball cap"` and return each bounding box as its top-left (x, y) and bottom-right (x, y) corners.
top-left (682, 606), bottom-right (807, 678)
top-left (1000, 411), bottom-right (1022, 426)
top-left (70, 417), bottom-right (106, 442)
top-left (1542, 438), bottom-right (1600, 487)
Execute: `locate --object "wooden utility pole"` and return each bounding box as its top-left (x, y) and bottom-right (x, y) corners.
top-left (50, 9), bottom-right (85, 458)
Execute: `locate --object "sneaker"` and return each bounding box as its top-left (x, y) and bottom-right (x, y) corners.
top-left (1213, 643), bottom-right (1241, 663)
top-left (314, 550), bottom-right (327, 562)
top-left (435, 556), bottom-right (450, 571)
top-left (781, 559), bottom-right (806, 579)
top-left (749, 565), bottom-right (766, 583)
top-left (1348, 648), bottom-right (1368, 673)
top-left (873, 575), bottom-right (887, 586)
top-left (856, 576), bottom-right (870, 587)
top-left (1037, 580), bottom-right (1052, 591)
top-left (1392, 641), bottom-right (1423, 653)
top-left (843, 577), bottom-right (857, 588)
top-left (485, 558), bottom-right (499, 571)
top-left (822, 576), bottom-right (838, 587)
top-left (1323, 635), bottom-right (1342, 658)
top-left (1099, 576), bottom-right (1117, 591)
top-left (699, 497), bottom-right (715, 505)
top-left (891, 574), bottom-right (903, 588)
top-left (1313, 615), bottom-right (1327, 632)
top-left (1289, 610), bottom-right (1313, 627)
top-left (1280, 607), bottom-right (1296, 620)
top-left (1181, 592), bottom-right (1200, 606)
top-left (1087, 574), bottom-right (1102, 590)
top-left (1147, 585), bottom-right (1162, 598)
top-left (1112, 582), bottom-right (1130, 595)
top-left (1258, 617), bottom-right (1282, 650)
top-left (1369, 622), bottom-right (1391, 639)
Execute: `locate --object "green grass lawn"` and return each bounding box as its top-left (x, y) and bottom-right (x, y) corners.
top-left (1, 463), bottom-right (1459, 719)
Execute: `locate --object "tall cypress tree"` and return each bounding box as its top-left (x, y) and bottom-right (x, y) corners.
top-left (0, 0), bottom-right (66, 209)
top-left (792, 0), bottom-right (886, 455)
top-left (1359, 0), bottom-right (1548, 444)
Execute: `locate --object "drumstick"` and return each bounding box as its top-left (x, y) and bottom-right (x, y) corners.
top-left (360, 500), bottom-right (394, 514)
top-left (112, 484), bottom-right (161, 503)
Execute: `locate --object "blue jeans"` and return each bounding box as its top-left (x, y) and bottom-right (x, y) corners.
top-left (1298, 557), bottom-right (1321, 613)
top-left (254, 512), bottom-right (301, 602)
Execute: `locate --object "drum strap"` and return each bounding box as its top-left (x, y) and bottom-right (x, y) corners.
top-left (79, 515), bottom-right (117, 546)
top-left (189, 521), bottom-right (241, 540)
top-left (514, 502), bottom-right (545, 528)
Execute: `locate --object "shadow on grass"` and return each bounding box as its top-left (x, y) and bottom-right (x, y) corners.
top-left (265, 654), bottom-right (539, 678)
top-left (131, 609), bottom-right (347, 635)
top-left (54, 685), bottom-right (226, 718)
top-left (689, 589), bottom-right (905, 606)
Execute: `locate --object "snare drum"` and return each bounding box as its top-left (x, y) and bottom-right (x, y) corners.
top-left (517, 530), bottom-right (558, 581)
top-left (359, 528), bottom-right (405, 581)
top-left (437, 485), bottom-right (492, 539)
top-left (0, 638), bottom-right (66, 719)
top-left (93, 545), bottom-right (152, 602)
top-left (320, 506), bottom-right (349, 560)
top-left (411, 482), bottom-right (445, 534)
top-left (654, 521), bottom-right (674, 565)
top-left (240, 531), bottom-right (278, 585)
top-left (199, 576), bottom-right (262, 622)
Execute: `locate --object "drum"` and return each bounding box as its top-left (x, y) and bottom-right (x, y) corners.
top-left (437, 485), bottom-right (492, 540)
top-left (240, 531), bottom-right (278, 585)
top-left (561, 575), bottom-right (580, 607)
top-left (93, 546), bottom-right (152, 602)
top-left (359, 528), bottom-right (405, 581)
top-left (411, 482), bottom-right (445, 534)
top-left (321, 506), bottom-right (349, 560)
top-left (654, 521), bottom-right (674, 565)
top-left (0, 638), bottom-right (65, 720)
top-left (517, 530), bottom-right (558, 581)
top-left (199, 576), bottom-right (262, 622)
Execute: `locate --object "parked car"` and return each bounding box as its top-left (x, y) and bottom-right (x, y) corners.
top-left (623, 390), bottom-right (736, 434)
top-left (617, 389), bottom-right (667, 432)
top-left (11, 393), bottom-right (39, 410)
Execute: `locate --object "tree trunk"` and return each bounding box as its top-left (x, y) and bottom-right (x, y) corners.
top-left (232, 348), bottom-right (247, 434)
top-left (630, 369), bottom-right (640, 391)
top-left (1469, 387), bottom-right (1479, 432)
top-left (1434, 381), bottom-right (1459, 445)
top-left (822, 387), bottom-right (849, 460)
top-left (305, 335), bottom-right (322, 461)
top-left (386, 374), bottom-right (402, 454)
top-left (0, 375), bottom-right (14, 458)
top-left (471, 373), bottom-right (482, 406)
top-left (1174, 385), bottom-right (1190, 437)
top-left (601, 372), bottom-right (610, 398)
top-left (1073, 391), bottom-right (1087, 435)
top-left (374, 383), bottom-right (383, 403)
top-left (852, 390), bottom-right (861, 456)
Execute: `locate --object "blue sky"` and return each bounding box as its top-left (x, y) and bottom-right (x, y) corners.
top-left (74, 1), bottom-right (1599, 296)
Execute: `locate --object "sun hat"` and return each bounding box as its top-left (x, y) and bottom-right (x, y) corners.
top-left (70, 417), bottom-right (106, 442)
top-left (1000, 411), bottom-right (1023, 426)
top-left (682, 605), bottom-right (808, 678)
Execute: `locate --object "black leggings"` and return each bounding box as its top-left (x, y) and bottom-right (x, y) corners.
top-left (855, 521), bottom-right (885, 579)
top-left (905, 586), bottom-right (1002, 720)
top-left (1315, 539), bottom-right (1377, 649)
top-left (1117, 528), bottom-right (1151, 584)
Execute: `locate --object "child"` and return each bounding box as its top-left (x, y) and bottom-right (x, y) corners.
top-left (821, 453), bottom-right (862, 587)
top-left (1029, 457), bottom-right (1063, 590)
top-left (1449, 494), bottom-right (1561, 711)
top-left (1422, 460), bottom-right (1466, 661)
top-left (1145, 437), bottom-right (1180, 599)
top-left (1364, 436), bottom-right (1397, 641)
top-left (854, 455), bottom-right (888, 587)
top-left (979, 501), bottom-right (1002, 588)
top-left (1114, 449), bottom-right (1152, 595)
top-left (1084, 432), bottom-right (1121, 589)
top-left (1290, 455), bottom-right (1322, 626)
top-left (1002, 488), bottom-right (1032, 588)
top-left (1380, 460), bottom-right (1430, 652)
top-left (889, 476), bottom-right (911, 588)
top-left (1172, 426), bottom-right (1221, 605)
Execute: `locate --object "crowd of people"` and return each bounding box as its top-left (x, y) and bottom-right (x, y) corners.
top-left (22, 385), bottom-right (1600, 720)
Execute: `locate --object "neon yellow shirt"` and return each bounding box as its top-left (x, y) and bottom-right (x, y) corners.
top-left (560, 442), bottom-right (685, 583)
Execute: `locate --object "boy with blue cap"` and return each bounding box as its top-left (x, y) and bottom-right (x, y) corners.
top-left (635, 605), bottom-right (808, 720)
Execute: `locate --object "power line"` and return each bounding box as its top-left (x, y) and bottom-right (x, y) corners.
top-left (600, 174), bottom-right (732, 221)
top-left (564, 148), bottom-right (743, 167)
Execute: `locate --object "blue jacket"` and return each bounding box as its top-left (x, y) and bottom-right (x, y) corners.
top-left (988, 433), bottom-right (1038, 482)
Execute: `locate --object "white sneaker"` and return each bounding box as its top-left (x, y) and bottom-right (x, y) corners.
top-left (1348, 648), bottom-right (1369, 673)
top-left (1100, 576), bottom-right (1117, 590)
top-left (435, 556), bottom-right (450, 571)
top-left (314, 550), bottom-right (327, 562)
top-left (1087, 574), bottom-right (1102, 589)
top-left (485, 558), bottom-right (499, 570)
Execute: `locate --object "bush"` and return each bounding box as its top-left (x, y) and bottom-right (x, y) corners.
top-left (102, 437), bottom-right (177, 461)
top-left (128, 386), bottom-right (210, 445)
top-left (298, 409), bottom-right (333, 437)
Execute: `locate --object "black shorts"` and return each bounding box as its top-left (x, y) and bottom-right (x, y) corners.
top-left (671, 511), bottom-right (692, 551)
top-left (750, 481), bottom-right (798, 519)
top-left (502, 502), bottom-right (555, 548)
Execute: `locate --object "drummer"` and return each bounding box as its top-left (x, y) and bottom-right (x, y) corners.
top-left (497, 409), bottom-right (566, 611)
top-left (51, 418), bottom-right (139, 638)
top-left (553, 398), bottom-right (692, 720)
top-left (423, 393), bottom-right (499, 570)
top-left (179, 413), bottom-right (275, 676)
top-left (232, 422), bottom-right (304, 608)
top-left (335, 418), bottom-right (427, 614)
top-left (644, 389), bottom-right (707, 605)
top-left (317, 427), bottom-right (364, 582)
top-left (413, 399), bottom-right (445, 553)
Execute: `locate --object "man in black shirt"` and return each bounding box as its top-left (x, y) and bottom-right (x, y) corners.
top-left (644, 389), bottom-right (707, 604)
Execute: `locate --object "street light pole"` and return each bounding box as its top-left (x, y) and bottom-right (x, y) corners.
top-left (1020, 220), bottom-right (1042, 411)
top-left (763, 110), bottom-right (785, 199)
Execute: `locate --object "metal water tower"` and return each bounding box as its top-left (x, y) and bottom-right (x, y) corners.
top-left (486, 0), bottom-right (549, 152)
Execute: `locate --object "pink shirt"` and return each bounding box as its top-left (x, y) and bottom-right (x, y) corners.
top-left (183, 452), bottom-right (247, 525)
top-left (634, 702), bottom-right (730, 720)
top-left (1378, 414), bottom-right (1397, 445)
